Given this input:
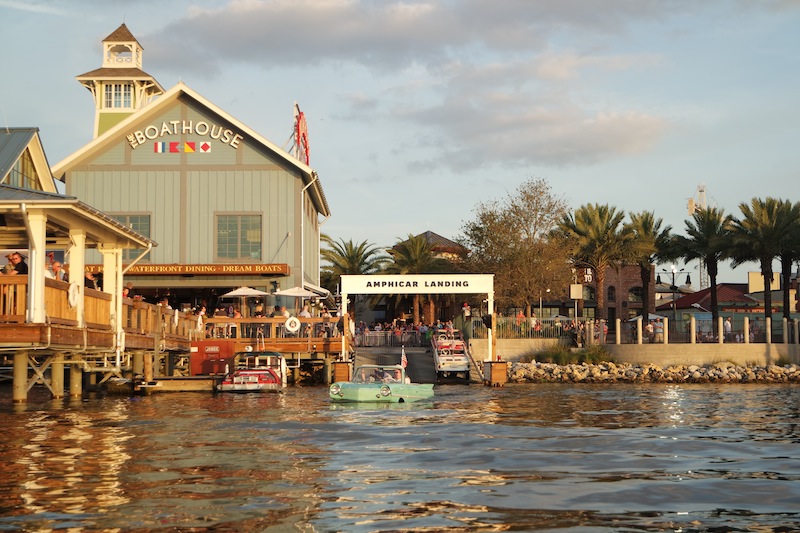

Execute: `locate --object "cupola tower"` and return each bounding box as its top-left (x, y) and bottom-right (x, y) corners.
top-left (75, 23), bottom-right (164, 138)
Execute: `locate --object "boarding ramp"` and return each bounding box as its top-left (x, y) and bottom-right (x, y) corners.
top-left (354, 343), bottom-right (483, 384)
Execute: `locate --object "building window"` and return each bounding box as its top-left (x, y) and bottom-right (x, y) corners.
top-left (111, 214), bottom-right (151, 261)
top-left (607, 286), bottom-right (616, 303)
top-left (3, 149), bottom-right (41, 190)
top-left (104, 83), bottom-right (132, 109)
top-left (628, 287), bottom-right (644, 303)
top-left (216, 214), bottom-right (262, 261)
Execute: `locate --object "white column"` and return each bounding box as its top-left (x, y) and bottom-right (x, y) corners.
top-left (69, 230), bottom-right (87, 327)
top-left (26, 210), bottom-right (48, 323)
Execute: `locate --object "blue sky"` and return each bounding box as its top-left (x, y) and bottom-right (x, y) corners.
top-left (2, 0), bottom-right (799, 284)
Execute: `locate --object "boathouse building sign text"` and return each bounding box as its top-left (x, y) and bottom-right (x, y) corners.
top-left (85, 263), bottom-right (289, 276)
top-left (126, 120), bottom-right (244, 150)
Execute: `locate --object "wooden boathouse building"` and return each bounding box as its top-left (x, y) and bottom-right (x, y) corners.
top-left (52, 23), bottom-right (332, 311)
top-left (2, 25), bottom-right (343, 402)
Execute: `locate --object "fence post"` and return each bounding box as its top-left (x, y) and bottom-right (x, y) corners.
top-left (636, 317), bottom-right (643, 345)
top-left (615, 318), bottom-right (621, 345)
top-left (690, 315), bottom-right (696, 344)
top-left (743, 316), bottom-right (750, 344)
top-left (783, 317), bottom-right (789, 345)
top-left (766, 317), bottom-right (772, 345)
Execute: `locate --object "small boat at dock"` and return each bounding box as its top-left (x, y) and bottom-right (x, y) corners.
top-left (216, 351), bottom-right (288, 393)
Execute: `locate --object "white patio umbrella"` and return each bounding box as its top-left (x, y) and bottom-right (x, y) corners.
top-left (628, 313), bottom-right (666, 321)
top-left (221, 286), bottom-right (271, 298)
top-left (274, 286), bottom-right (319, 314)
top-left (220, 287), bottom-right (270, 317)
top-left (273, 286), bottom-right (318, 298)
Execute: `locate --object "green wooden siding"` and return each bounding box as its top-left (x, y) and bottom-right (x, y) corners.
top-left (63, 94), bottom-right (317, 287)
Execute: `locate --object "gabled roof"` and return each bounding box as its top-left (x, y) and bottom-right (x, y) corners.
top-left (419, 230), bottom-right (464, 252)
top-left (0, 128), bottom-right (58, 193)
top-left (0, 183), bottom-right (155, 249)
top-left (52, 82), bottom-right (331, 217)
top-left (657, 283), bottom-right (757, 312)
top-left (392, 230), bottom-right (466, 254)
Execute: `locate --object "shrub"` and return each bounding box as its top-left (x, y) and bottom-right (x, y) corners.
top-left (519, 344), bottom-right (615, 365)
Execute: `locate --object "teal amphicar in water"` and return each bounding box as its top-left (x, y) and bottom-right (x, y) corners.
top-left (329, 364), bottom-right (434, 403)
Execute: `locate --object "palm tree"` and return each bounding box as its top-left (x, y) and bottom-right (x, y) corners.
top-left (556, 204), bottom-right (632, 320)
top-left (669, 207), bottom-right (732, 332)
top-left (626, 211), bottom-right (672, 317)
top-left (777, 200), bottom-right (800, 321)
top-left (729, 197), bottom-right (794, 323)
top-left (386, 233), bottom-right (450, 324)
top-left (320, 235), bottom-right (388, 290)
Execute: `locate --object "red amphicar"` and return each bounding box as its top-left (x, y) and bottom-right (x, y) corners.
top-left (216, 350), bottom-right (287, 393)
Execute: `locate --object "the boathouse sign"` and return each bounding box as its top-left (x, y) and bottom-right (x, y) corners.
top-left (126, 120), bottom-right (244, 150)
top-left (85, 263), bottom-right (289, 276)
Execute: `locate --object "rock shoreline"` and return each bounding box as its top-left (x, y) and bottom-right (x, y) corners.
top-left (507, 361), bottom-right (800, 384)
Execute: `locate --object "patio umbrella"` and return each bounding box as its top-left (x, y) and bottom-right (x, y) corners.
top-left (221, 286), bottom-right (271, 298)
top-left (274, 286), bottom-right (319, 314)
top-left (628, 313), bottom-right (666, 321)
top-left (220, 287), bottom-right (270, 317)
top-left (273, 286), bottom-right (318, 298)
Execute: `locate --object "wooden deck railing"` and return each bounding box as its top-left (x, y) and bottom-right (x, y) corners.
top-left (1, 279), bottom-right (197, 346)
top-left (203, 316), bottom-right (339, 340)
top-left (0, 277), bottom-right (27, 322)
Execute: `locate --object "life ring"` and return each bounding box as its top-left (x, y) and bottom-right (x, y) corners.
top-left (285, 316), bottom-right (301, 334)
top-left (68, 283), bottom-right (80, 308)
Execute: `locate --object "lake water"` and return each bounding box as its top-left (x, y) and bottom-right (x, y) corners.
top-left (1, 383), bottom-right (798, 532)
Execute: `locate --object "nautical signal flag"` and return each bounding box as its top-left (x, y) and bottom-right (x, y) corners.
top-left (153, 141), bottom-right (211, 153)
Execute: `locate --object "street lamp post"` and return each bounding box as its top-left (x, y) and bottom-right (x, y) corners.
top-left (657, 265), bottom-right (691, 322)
top-left (539, 288), bottom-right (550, 318)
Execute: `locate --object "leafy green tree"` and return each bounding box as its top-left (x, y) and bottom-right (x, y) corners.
top-left (729, 197), bottom-right (795, 323)
top-left (626, 211), bottom-right (672, 316)
top-left (556, 203), bottom-right (632, 320)
top-left (669, 207), bottom-right (732, 331)
top-left (460, 177), bottom-right (572, 317)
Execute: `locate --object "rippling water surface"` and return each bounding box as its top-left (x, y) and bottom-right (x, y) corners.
top-left (1, 383), bottom-right (799, 532)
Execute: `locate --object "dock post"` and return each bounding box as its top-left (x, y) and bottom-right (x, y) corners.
top-left (332, 360), bottom-right (351, 382)
top-left (69, 360), bottom-right (83, 398)
top-left (51, 352), bottom-right (65, 399)
top-left (13, 350), bottom-right (28, 403)
top-left (143, 351), bottom-right (154, 383)
top-left (322, 359), bottom-right (331, 384)
top-left (483, 360), bottom-right (508, 387)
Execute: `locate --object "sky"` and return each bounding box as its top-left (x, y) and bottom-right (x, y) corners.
top-left (2, 0), bottom-right (799, 285)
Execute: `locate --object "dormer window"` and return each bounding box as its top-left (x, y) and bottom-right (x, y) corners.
top-left (104, 83), bottom-right (133, 109)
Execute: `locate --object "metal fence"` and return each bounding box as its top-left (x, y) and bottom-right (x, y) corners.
top-left (352, 316), bottom-right (799, 347)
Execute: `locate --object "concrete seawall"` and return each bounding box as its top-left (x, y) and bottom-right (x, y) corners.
top-left (468, 338), bottom-right (800, 367)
